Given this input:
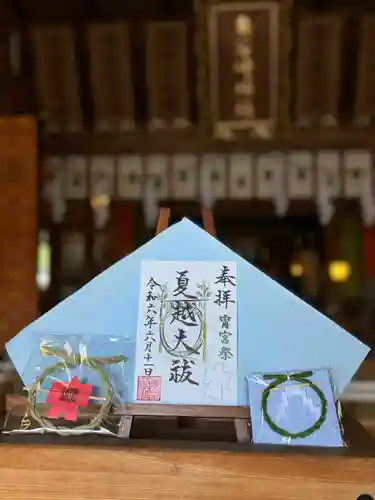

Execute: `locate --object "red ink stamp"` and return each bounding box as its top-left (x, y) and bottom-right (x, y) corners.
top-left (137, 376), bottom-right (162, 401)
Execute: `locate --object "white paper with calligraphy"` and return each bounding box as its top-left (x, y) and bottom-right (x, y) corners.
top-left (134, 261), bottom-right (238, 405)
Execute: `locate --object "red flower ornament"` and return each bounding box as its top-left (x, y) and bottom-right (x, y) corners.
top-left (46, 376), bottom-right (93, 422)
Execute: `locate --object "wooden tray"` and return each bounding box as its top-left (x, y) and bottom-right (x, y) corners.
top-left (0, 413), bottom-right (374, 499)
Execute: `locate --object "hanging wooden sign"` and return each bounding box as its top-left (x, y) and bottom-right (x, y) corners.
top-left (31, 25), bottom-right (82, 133)
top-left (208, 2), bottom-right (279, 140)
top-left (355, 17), bottom-right (375, 126)
top-left (88, 23), bottom-right (135, 131)
top-left (296, 15), bottom-right (342, 127)
top-left (146, 22), bottom-right (190, 130)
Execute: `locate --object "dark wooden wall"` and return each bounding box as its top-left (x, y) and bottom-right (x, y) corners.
top-left (0, 0), bottom-right (372, 326)
top-left (1, 0), bottom-right (374, 140)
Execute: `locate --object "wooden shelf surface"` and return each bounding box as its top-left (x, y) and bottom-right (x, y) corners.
top-left (0, 414), bottom-right (374, 499)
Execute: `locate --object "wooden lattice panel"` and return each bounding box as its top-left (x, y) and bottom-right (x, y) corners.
top-left (0, 117), bottom-right (37, 348)
top-left (146, 22), bottom-right (190, 129)
top-left (355, 17), bottom-right (375, 125)
top-left (31, 25), bottom-right (82, 133)
top-left (88, 23), bottom-right (134, 131)
top-left (296, 15), bottom-right (342, 126)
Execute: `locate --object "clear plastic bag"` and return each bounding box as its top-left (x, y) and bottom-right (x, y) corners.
top-left (246, 368), bottom-right (345, 447)
top-left (3, 334), bottom-right (134, 437)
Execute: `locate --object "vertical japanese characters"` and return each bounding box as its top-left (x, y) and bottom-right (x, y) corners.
top-left (162, 269), bottom-right (207, 387)
top-left (214, 265), bottom-right (236, 362)
top-left (135, 261), bottom-right (238, 405)
top-left (142, 277), bottom-right (160, 376)
top-left (233, 14), bottom-right (255, 121)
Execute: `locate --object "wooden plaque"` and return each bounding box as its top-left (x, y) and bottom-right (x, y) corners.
top-left (88, 23), bottom-right (134, 132)
top-left (146, 22), bottom-right (190, 130)
top-left (208, 2), bottom-right (279, 139)
top-left (195, 0), bottom-right (292, 137)
top-left (355, 17), bottom-right (375, 126)
top-left (296, 15), bottom-right (342, 127)
top-left (0, 117), bottom-right (37, 348)
top-left (31, 25), bottom-right (82, 133)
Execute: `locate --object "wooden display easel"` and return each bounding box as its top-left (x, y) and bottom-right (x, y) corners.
top-left (155, 206), bottom-right (216, 236)
top-left (115, 206), bottom-right (248, 442)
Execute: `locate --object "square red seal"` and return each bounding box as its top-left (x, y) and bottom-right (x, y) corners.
top-left (137, 376), bottom-right (162, 401)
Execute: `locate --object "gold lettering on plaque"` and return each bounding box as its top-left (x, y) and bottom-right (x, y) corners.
top-left (233, 14), bottom-right (256, 121)
top-left (213, 9), bottom-right (273, 140)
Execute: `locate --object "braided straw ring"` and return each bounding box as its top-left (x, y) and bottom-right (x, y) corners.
top-left (261, 371), bottom-right (328, 440)
top-left (27, 357), bottom-right (113, 435)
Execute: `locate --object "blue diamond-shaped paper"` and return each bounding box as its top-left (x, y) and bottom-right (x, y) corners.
top-left (6, 218), bottom-right (370, 403)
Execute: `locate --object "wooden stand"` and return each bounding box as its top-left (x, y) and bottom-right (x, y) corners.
top-left (155, 205), bottom-right (216, 236)
top-left (118, 206), bottom-right (249, 441)
top-left (116, 403), bottom-right (249, 442)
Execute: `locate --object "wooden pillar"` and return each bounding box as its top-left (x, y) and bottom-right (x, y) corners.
top-left (339, 208), bottom-right (363, 299)
top-left (322, 204), bottom-right (364, 310)
top-left (363, 225), bottom-right (375, 301)
top-left (322, 212), bottom-right (341, 313)
top-left (0, 26), bottom-right (13, 116)
top-left (108, 201), bottom-right (135, 263)
top-left (0, 3), bottom-right (31, 117)
top-left (0, 116), bottom-right (38, 349)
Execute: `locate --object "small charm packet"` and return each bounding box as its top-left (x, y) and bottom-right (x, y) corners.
top-left (3, 334), bottom-right (133, 437)
top-left (246, 368), bottom-right (344, 447)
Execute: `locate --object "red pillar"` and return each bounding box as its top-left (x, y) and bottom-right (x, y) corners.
top-left (109, 201), bottom-right (134, 263)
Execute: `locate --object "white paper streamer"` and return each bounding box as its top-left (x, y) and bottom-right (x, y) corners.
top-left (44, 171), bottom-right (66, 223)
top-left (91, 176), bottom-right (111, 229)
top-left (287, 151), bottom-right (313, 199)
top-left (90, 158), bottom-right (115, 229)
top-left (65, 156), bottom-right (87, 200)
top-left (143, 176), bottom-right (158, 228)
top-left (257, 153), bottom-right (288, 217)
top-left (344, 151), bottom-right (375, 227)
top-left (200, 166), bottom-right (215, 209)
top-left (316, 152), bottom-right (341, 225)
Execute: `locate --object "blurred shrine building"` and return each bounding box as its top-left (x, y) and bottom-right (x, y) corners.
top-left (1, 0), bottom-right (375, 349)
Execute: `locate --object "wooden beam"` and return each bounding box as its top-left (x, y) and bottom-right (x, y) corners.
top-left (40, 128), bottom-right (375, 155)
